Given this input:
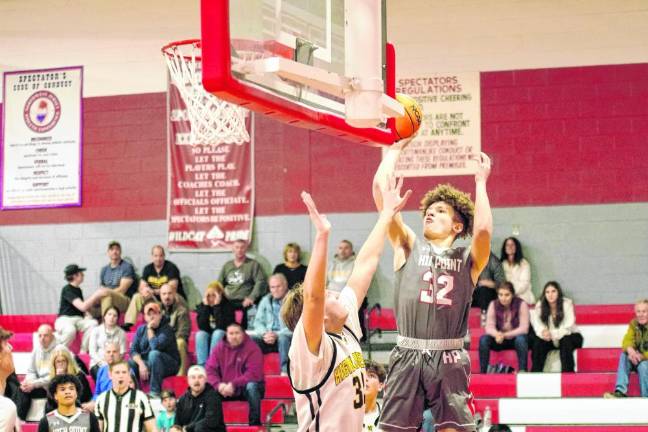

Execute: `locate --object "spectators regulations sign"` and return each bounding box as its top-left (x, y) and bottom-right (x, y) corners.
top-left (1, 66), bottom-right (83, 209)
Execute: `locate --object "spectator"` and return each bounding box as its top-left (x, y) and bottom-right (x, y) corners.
top-left (39, 375), bottom-right (100, 432)
top-left (95, 361), bottom-right (155, 432)
top-left (85, 341), bottom-right (132, 410)
top-left (174, 365), bottom-right (226, 432)
top-left (479, 282), bottom-right (529, 373)
top-left (129, 302), bottom-right (180, 398)
top-left (488, 426), bottom-right (512, 432)
top-left (471, 252), bottom-right (506, 312)
top-left (0, 327), bottom-right (15, 396)
top-left (54, 264), bottom-right (107, 353)
top-left (530, 281), bottom-right (583, 372)
top-left (251, 274), bottom-right (292, 374)
top-left (159, 284), bottom-right (191, 376)
top-left (500, 237), bottom-right (535, 305)
top-left (326, 240), bottom-right (355, 292)
top-left (195, 282), bottom-right (235, 366)
top-left (205, 323), bottom-right (264, 426)
top-left (326, 240), bottom-right (370, 340)
top-left (124, 245), bottom-right (186, 330)
top-left (156, 389), bottom-right (177, 432)
top-left (363, 360), bottom-right (386, 432)
top-left (87, 307), bottom-right (127, 380)
top-left (16, 325), bottom-right (63, 420)
top-left (218, 240), bottom-right (267, 328)
top-left (273, 242), bottom-right (307, 289)
top-left (604, 299), bottom-right (648, 398)
top-left (0, 327), bottom-right (19, 432)
top-left (99, 241), bottom-right (137, 316)
top-left (45, 349), bottom-right (92, 413)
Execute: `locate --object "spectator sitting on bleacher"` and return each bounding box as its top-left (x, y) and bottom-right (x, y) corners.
top-left (530, 281), bottom-right (583, 372)
top-left (87, 306), bottom-right (127, 380)
top-left (205, 322), bottom-right (264, 426)
top-left (479, 282), bottom-right (529, 373)
top-left (0, 327), bottom-right (19, 431)
top-left (55, 264), bottom-right (108, 353)
top-left (16, 324), bottom-right (64, 420)
top-left (195, 282), bottom-right (236, 366)
top-left (99, 241), bottom-right (137, 317)
top-left (471, 251), bottom-right (506, 312)
top-left (273, 242), bottom-right (307, 290)
top-left (83, 340), bottom-right (134, 413)
top-left (500, 237), bottom-right (535, 305)
top-left (250, 273), bottom-right (292, 375)
top-left (604, 299), bottom-right (648, 398)
top-left (156, 389), bottom-right (176, 432)
top-left (44, 348), bottom-right (92, 413)
top-left (174, 365), bottom-right (226, 432)
top-left (159, 284), bottom-right (191, 376)
top-left (129, 301), bottom-right (180, 398)
top-left (123, 245), bottom-right (187, 331)
top-left (363, 360), bottom-right (386, 432)
top-left (39, 375), bottom-right (101, 432)
top-left (218, 239), bottom-right (268, 329)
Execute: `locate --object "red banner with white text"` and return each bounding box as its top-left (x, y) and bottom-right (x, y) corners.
top-left (167, 85), bottom-right (254, 251)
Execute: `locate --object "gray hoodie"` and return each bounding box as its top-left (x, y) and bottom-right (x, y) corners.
top-left (26, 340), bottom-right (69, 389)
top-left (326, 254), bottom-right (356, 292)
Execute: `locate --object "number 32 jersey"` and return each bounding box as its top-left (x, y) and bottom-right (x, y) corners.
top-left (288, 286), bottom-right (366, 432)
top-left (395, 236), bottom-right (475, 339)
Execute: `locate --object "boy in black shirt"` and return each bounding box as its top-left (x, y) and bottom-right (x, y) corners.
top-left (55, 264), bottom-right (110, 352)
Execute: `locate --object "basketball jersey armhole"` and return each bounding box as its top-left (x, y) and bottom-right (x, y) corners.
top-left (287, 334), bottom-right (338, 395)
top-left (343, 324), bottom-right (361, 344)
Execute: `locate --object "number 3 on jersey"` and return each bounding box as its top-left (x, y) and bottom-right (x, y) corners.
top-left (420, 272), bottom-right (454, 306)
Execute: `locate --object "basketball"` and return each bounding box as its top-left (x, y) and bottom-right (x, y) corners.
top-left (394, 93), bottom-right (423, 140)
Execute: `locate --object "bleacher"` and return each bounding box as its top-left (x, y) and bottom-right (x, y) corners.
top-left (3, 303), bottom-right (647, 430)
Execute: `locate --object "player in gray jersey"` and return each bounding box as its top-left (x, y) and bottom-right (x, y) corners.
top-left (373, 138), bottom-right (492, 432)
top-left (39, 374), bottom-right (101, 432)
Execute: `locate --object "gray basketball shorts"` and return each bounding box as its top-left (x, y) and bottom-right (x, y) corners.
top-left (379, 346), bottom-right (476, 432)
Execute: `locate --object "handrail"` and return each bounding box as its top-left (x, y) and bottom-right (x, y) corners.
top-left (263, 401), bottom-right (289, 430)
top-left (364, 303), bottom-right (383, 360)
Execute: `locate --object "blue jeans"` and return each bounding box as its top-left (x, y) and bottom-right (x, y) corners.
top-left (195, 329), bottom-right (226, 366)
top-left (614, 352), bottom-right (648, 396)
top-left (252, 332), bottom-right (292, 373)
top-left (129, 350), bottom-right (179, 395)
top-left (479, 334), bottom-right (528, 373)
top-left (225, 381), bottom-right (265, 425)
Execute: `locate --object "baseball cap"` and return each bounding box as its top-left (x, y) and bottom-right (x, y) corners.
top-left (143, 302), bottom-right (161, 314)
top-left (64, 264), bottom-right (86, 278)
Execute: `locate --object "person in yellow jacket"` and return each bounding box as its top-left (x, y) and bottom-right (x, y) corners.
top-left (604, 299), bottom-right (648, 398)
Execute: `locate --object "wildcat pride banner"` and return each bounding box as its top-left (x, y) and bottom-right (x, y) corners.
top-left (1, 66), bottom-right (83, 209)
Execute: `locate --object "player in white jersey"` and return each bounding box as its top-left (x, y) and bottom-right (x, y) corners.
top-left (281, 177), bottom-right (411, 432)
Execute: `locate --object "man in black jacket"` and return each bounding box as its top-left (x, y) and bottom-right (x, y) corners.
top-left (175, 365), bottom-right (226, 432)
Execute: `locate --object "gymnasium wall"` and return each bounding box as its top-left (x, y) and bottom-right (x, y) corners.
top-left (1, 1), bottom-right (647, 312)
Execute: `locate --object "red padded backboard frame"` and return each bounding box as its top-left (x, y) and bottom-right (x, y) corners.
top-left (200, 0), bottom-right (397, 146)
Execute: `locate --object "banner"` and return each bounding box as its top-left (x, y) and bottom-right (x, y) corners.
top-left (389, 72), bottom-right (481, 177)
top-left (1, 66), bottom-right (83, 209)
top-left (167, 85), bottom-right (254, 251)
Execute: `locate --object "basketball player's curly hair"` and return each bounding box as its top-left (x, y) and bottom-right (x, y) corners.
top-left (420, 184), bottom-right (474, 239)
top-left (281, 284), bottom-right (304, 332)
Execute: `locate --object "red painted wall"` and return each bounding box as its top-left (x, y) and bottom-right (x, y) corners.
top-left (1, 63), bottom-right (647, 225)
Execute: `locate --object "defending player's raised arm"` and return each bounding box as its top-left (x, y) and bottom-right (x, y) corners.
top-left (349, 175), bottom-right (412, 306)
top-left (372, 137), bottom-right (417, 263)
top-left (300, 191), bottom-right (331, 355)
top-left (470, 152), bottom-right (493, 284)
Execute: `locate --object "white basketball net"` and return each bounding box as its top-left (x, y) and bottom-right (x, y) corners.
top-left (163, 41), bottom-right (250, 145)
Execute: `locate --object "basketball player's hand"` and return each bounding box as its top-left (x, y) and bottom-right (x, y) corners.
top-left (472, 152), bottom-right (491, 183)
top-left (379, 174), bottom-right (412, 217)
top-left (301, 191), bottom-right (331, 234)
top-left (394, 133), bottom-right (418, 151)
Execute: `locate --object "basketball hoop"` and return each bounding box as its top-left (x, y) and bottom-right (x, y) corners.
top-left (162, 39), bottom-right (251, 145)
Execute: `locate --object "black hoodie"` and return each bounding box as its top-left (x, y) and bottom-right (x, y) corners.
top-left (174, 382), bottom-right (226, 432)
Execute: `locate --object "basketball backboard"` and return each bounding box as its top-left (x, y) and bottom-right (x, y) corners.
top-left (200, 0), bottom-right (402, 145)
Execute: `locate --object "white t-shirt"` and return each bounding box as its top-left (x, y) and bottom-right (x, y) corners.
top-left (288, 286), bottom-right (366, 431)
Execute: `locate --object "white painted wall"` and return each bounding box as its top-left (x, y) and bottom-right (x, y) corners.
top-left (2, 0), bottom-right (648, 101)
